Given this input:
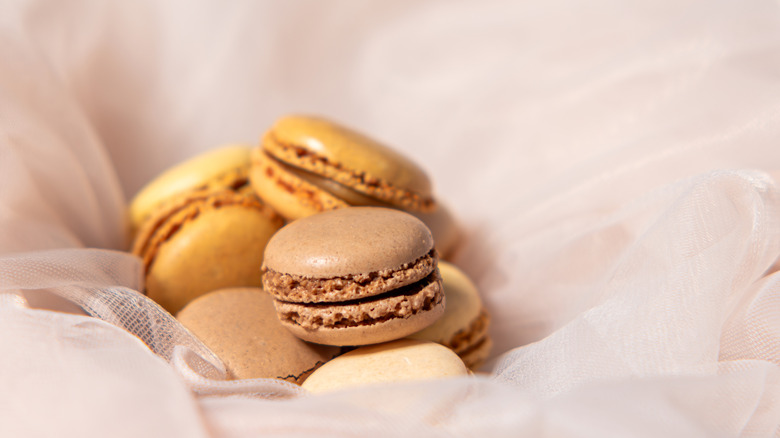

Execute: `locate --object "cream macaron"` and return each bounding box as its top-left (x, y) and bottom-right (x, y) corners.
top-left (301, 339), bottom-right (469, 394)
top-left (176, 288), bottom-right (340, 384)
top-left (129, 144), bottom-right (252, 235)
top-left (408, 261), bottom-right (492, 369)
top-left (261, 207), bottom-right (445, 346)
top-left (249, 115), bottom-right (461, 258)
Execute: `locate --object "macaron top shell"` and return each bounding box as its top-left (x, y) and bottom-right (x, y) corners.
top-left (263, 115), bottom-right (434, 211)
top-left (176, 288), bottom-right (339, 383)
top-left (301, 339), bottom-right (469, 394)
top-left (263, 207), bottom-right (434, 278)
top-left (129, 144), bottom-right (251, 230)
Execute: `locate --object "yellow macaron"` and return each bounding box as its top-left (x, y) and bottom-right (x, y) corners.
top-left (132, 186), bottom-right (283, 314)
top-left (129, 144), bottom-right (284, 313)
top-left (249, 115), bottom-right (461, 258)
top-left (301, 339), bottom-right (469, 394)
top-left (132, 189), bottom-right (284, 313)
top-left (408, 261), bottom-right (492, 369)
top-left (129, 144), bottom-right (252, 235)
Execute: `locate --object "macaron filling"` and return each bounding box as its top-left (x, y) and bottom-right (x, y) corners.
top-left (273, 271), bottom-right (443, 330)
top-left (263, 133), bottom-right (435, 212)
top-left (263, 249), bottom-right (437, 303)
top-left (264, 151), bottom-right (394, 208)
top-left (254, 150), bottom-right (350, 214)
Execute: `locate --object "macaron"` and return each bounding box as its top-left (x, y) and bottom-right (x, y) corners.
top-left (407, 261), bottom-right (492, 369)
top-left (301, 339), bottom-right (469, 394)
top-left (409, 202), bottom-right (462, 260)
top-left (261, 207), bottom-right (445, 346)
top-left (176, 288), bottom-right (340, 383)
top-left (249, 115), bottom-right (461, 258)
top-left (129, 144), bottom-right (252, 235)
top-left (132, 187), bottom-right (283, 314)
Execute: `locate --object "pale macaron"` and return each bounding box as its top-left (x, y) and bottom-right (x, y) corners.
top-left (129, 144), bottom-right (251, 234)
top-left (408, 261), bottom-right (492, 369)
top-left (262, 207), bottom-right (445, 346)
top-left (176, 288), bottom-right (339, 384)
top-left (132, 187), bottom-right (283, 314)
top-left (249, 115), bottom-right (461, 258)
top-left (301, 339), bottom-right (469, 394)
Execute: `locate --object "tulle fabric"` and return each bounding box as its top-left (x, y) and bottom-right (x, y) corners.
top-left (1, 0), bottom-right (780, 436)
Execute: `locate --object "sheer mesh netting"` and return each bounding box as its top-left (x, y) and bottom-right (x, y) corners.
top-left (2, 1), bottom-right (780, 437)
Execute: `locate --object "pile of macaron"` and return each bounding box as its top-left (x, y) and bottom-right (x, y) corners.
top-left (128, 115), bottom-right (492, 393)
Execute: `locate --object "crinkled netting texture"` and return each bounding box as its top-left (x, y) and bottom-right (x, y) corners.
top-left (2, 1), bottom-right (780, 437)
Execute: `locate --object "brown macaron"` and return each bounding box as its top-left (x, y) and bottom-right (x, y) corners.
top-left (177, 288), bottom-right (340, 384)
top-left (262, 207), bottom-right (445, 346)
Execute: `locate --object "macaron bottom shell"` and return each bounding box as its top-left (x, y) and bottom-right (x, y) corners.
top-left (276, 293), bottom-right (445, 347)
top-left (273, 271), bottom-right (445, 346)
